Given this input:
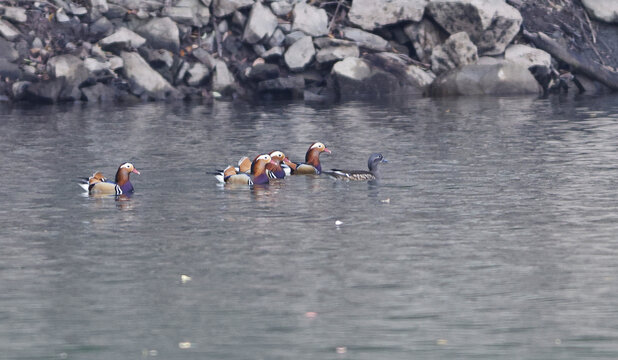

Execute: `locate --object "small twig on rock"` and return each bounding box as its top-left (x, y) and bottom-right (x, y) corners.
top-left (582, 6), bottom-right (596, 44)
top-left (328, 0), bottom-right (344, 33)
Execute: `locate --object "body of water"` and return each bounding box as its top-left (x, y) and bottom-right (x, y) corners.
top-left (1, 95), bottom-right (618, 359)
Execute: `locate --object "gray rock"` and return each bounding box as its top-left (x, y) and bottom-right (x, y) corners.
top-left (404, 18), bottom-right (447, 64)
top-left (271, 1), bottom-right (292, 16)
top-left (217, 19), bottom-right (228, 34)
top-left (253, 44), bottom-right (266, 57)
top-left (99, 27), bottom-right (146, 51)
top-left (109, 56), bottom-right (123, 70)
top-left (121, 51), bottom-right (179, 99)
top-left (581, 0), bottom-right (618, 23)
top-left (105, 4), bottom-right (127, 18)
top-left (0, 37), bottom-right (19, 63)
top-left (504, 44), bottom-right (551, 68)
top-left (0, 58), bottom-right (21, 80)
top-left (91, 44), bottom-right (106, 59)
top-left (186, 63), bottom-right (210, 86)
top-left (55, 8), bottom-right (71, 23)
top-left (1, 6), bottom-right (28, 23)
top-left (348, 0), bottom-right (426, 31)
top-left (90, 16), bottom-right (114, 39)
top-left (342, 27), bottom-right (390, 52)
top-left (136, 17), bottom-right (180, 53)
top-left (475, 56), bottom-right (501, 65)
top-left (262, 46), bottom-right (284, 60)
top-left (162, 7), bottom-right (200, 26)
top-left (108, 0), bottom-right (163, 11)
top-left (68, 3), bottom-right (88, 15)
top-left (292, 3), bottom-right (328, 37)
top-left (144, 49), bottom-right (174, 69)
top-left (248, 63), bottom-right (280, 82)
top-left (81, 83), bottom-right (121, 102)
top-left (213, 0), bottom-right (254, 17)
top-left (429, 60), bottom-right (540, 96)
top-left (431, 32), bottom-right (478, 75)
top-left (313, 37), bottom-right (355, 49)
top-left (285, 31), bottom-right (306, 47)
top-left (405, 64), bottom-right (435, 88)
top-left (284, 35), bottom-right (315, 71)
top-left (316, 45), bottom-right (359, 64)
top-left (243, 2), bottom-right (278, 44)
top-left (32, 37), bottom-right (43, 50)
top-left (11, 81), bottom-right (31, 101)
top-left (427, 0), bottom-right (522, 55)
top-left (212, 59), bottom-right (235, 94)
top-left (278, 23), bottom-right (292, 33)
top-left (24, 78), bottom-right (66, 103)
top-left (0, 19), bottom-right (21, 41)
top-left (268, 28), bottom-right (285, 48)
top-left (47, 55), bottom-right (90, 86)
top-left (192, 48), bottom-right (216, 70)
top-left (258, 75), bottom-right (304, 92)
top-left (89, 0), bottom-right (109, 13)
top-left (84, 57), bottom-right (110, 74)
top-left (175, 61), bottom-right (190, 85)
top-left (232, 11), bottom-right (246, 28)
top-left (200, 0), bottom-right (212, 6)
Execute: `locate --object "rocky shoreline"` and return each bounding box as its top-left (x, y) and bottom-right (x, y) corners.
top-left (0, 0), bottom-right (617, 104)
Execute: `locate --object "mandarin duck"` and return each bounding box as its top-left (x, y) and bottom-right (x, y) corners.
top-left (324, 153), bottom-right (388, 181)
top-left (283, 142), bottom-right (331, 175)
top-left (79, 162), bottom-right (140, 195)
top-left (215, 154), bottom-right (273, 185)
top-left (265, 150), bottom-right (288, 179)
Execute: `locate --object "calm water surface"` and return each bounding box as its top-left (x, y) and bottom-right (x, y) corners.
top-left (1, 95), bottom-right (618, 359)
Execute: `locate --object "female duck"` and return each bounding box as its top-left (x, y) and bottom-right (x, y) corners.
top-left (283, 142), bottom-right (331, 175)
top-left (324, 153), bottom-right (387, 181)
top-left (79, 162), bottom-right (140, 195)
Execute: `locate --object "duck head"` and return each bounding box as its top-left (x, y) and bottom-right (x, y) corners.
top-left (115, 162), bottom-right (140, 185)
top-left (368, 153), bottom-right (388, 172)
top-left (305, 142), bottom-right (331, 167)
top-left (251, 154), bottom-right (273, 176)
top-left (269, 151), bottom-right (286, 165)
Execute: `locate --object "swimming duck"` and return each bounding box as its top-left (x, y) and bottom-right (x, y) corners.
top-left (283, 142), bottom-right (331, 175)
top-left (215, 154), bottom-right (273, 185)
top-left (79, 162), bottom-right (140, 195)
top-left (324, 153), bottom-right (387, 181)
top-left (265, 150), bottom-right (288, 179)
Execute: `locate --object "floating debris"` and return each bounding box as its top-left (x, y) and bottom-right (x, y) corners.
top-left (436, 339), bottom-right (448, 345)
top-left (180, 274), bottom-right (192, 283)
top-left (178, 342), bottom-right (192, 349)
top-left (305, 311), bottom-right (318, 318)
top-left (336, 346), bottom-right (347, 354)
top-left (335, 220), bottom-right (343, 226)
top-left (381, 198), bottom-right (390, 203)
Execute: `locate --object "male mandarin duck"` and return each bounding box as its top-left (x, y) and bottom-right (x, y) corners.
top-left (265, 150), bottom-right (288, 179)
top-left (283, 142), bottom-right (331, 175)
top-left (215, 154), bottom-right (273, 185)
top-left (324, 153), bottom-right (388, 181)
top-left (79, 162), bottom-right (140, 195)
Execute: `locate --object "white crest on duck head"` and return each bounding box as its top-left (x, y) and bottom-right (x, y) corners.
top-left (310, 142), bottom-right (325, 150)
top-left (269, 151), bottom-right (285, 160)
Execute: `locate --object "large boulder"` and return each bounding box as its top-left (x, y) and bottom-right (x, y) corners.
top-left (292, 3), bottom-right (329, 37)
top-left (163, 0), bottom-right (210, 27)
top-left (1, 6), bottom-right (28, 23)
top-left (47, 55), bottom-right (90, 87)
top-left (185, 63), bottom-right (210, 86)
top-left (284, 36), bottom-right (315, 72)
top-left (431, 32), bottom-right (478, 75)
top-left (404, 19), bottom-right (448, 64)
top-left (212, 59), bottom-right (235, 94)
top-left (427, 0), bottom-right (522, 55)
top-left (89, 0), bottom-right (109, 13)
top-left (0, 19), bottom-right (21, 41)
top-left (0, 58), bottom-right (21, 80)
top-left (504, 44), bottom-right (551, 68)
top-left (348, 0), bottom-right (426, 31)
top-left (581, 0), bottom-right (618, 23)
top-left (242, 2), bottom-right (278, 44)
top-left (136, 17), bottom-right (180, 53)
top-left (213, 0), bottom-right (253, 17)
top-left (428, 60), bottom-right (541, 96)
top-left (99, 27), bottom-right (146, 51)
top-left (0, 37), bottom-right (19, 62)
top-left (121, 51), bottom-right (179, 99)
top-left (342, 27), bottom-right (390, 52)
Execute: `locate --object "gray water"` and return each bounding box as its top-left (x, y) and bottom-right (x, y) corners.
top-left (1, 95), bottom-right (618, 359)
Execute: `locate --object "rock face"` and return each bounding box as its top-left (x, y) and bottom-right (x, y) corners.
top-left (404, 19), bottom-right (448, 64)
top-left (348, 0), bottom-right (427, 31)
top-left (292, 3), bottom-right (329, 37)
top-left (213, 0), bottom-right (254, 17)
top-left (136, 17), bottom-right (180, 53)
top-left (504, 44), bottom-right (551, 68)
top-left (342, 27), bottom-right (390, 52)
top-left (581, 0), bottom-right (618, 23)
top-left (242, 2), bottom-right (278, 44)
top-left (429, 61), bottom-right (540, 96)
top-left (99, 27), bottom-right (146, 51)
top-left (427, 0), bottom-right (522, 55)
top-left (0, 19), bottom-right (21, 41)
top-left (316, 45), bottom-right (360, 63)
top-left (431, 32), bottom-right (478, 75)
top-left (284, 36), bottom-right (315, 71)
top-left (0, 38), bottom-right (19, 62)
top-left (212, 59), bottom-right (235, 94)
top-left (2, 6), bottom-right (28, 23)
top-left (47, 55), bottom-right (90, 87)
top-left (121, 51), bottom-right (178, 99)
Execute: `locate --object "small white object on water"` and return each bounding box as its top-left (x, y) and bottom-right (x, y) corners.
top-left (178, 342), bottom-right (192, 349)
top-left (381, 198), bottom-right (390, 203)
top-left (180, 274), bottom-right (192, 283)
top-left (436, 339), bottom-right (448, 345)
top-left (336, 346), bottom-right (347, 354)
top-left (335, 220), bottom-right (343, 226)
top-left (212, 91), bottom-right (222, 99)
